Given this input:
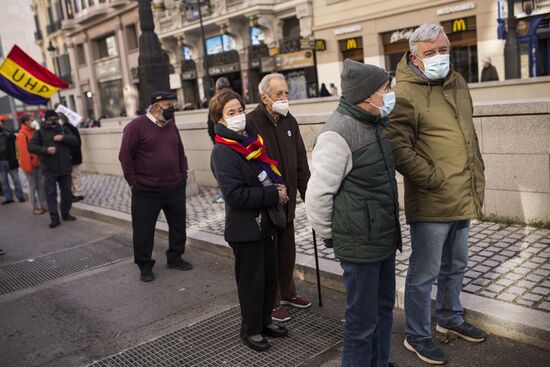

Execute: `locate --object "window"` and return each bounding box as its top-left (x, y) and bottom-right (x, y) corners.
top-left (182, 46), bottom-right (193, 60)
top-left (125, 24), bottom-right (138, 50)
top-left (56, 53), bottom-right (72, 84)
top-left (95, 34), bottom-right (118, 59)
top-left (206, 35), bottom-right (236, 55)
top-left (251, 27), bottom-right (265, 46)
top-left (65, 0), bottom-right (73, 19)
top-left (76, 44), bottom-right (86, 65)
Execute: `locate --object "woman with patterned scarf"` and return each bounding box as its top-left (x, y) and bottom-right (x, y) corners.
top-left (209, 89), bottom-right (290, 352)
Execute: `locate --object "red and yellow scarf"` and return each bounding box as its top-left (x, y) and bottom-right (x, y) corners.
top-left (215, 134), bottom-right (282, 178)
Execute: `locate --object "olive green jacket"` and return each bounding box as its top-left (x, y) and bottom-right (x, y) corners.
top-left (385, 53), bottom-right (485, 223)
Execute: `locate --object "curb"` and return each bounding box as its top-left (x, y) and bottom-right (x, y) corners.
top-left (72, 201), bottom-right (550, 351)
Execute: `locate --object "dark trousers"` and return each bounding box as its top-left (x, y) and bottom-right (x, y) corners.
top-left (44, 174), bottom-right (72, 221)
top-left (340, 254), bottom-right (396, 367)
top-left (230, 235), bottom-right (278, 337)
top-left (274, 222), bottom-right (297, 306)
top-left (131, 182), bottom-right (187, 269)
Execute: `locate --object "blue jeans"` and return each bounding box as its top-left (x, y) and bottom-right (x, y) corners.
top-left (0, 160), bottom-right (24, 201)
top-left (341, 253), bottom-right (396, 367)
top-left (405, 221), bottom-right (470, 341)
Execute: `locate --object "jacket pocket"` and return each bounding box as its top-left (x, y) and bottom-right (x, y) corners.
top-left (365, 201), bottom-right (378, 241)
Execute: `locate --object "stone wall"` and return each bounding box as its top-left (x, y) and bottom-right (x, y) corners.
top-left (80, 98), bottom-right (550, 222)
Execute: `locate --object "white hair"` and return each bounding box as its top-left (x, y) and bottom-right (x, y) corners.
top-left (258, 73), bottom-right (286, 96)
top-left (409, 23), bottom-right (449, 56)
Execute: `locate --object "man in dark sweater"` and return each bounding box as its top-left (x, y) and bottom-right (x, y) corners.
top-left (247, 73), bottom-right (311, 322)
top-left (119, 91), bottom-right (191, 282)
top-left (0, 121), bottom-right (25, 204)
top-left (28, 110), bottom-right (79, 228)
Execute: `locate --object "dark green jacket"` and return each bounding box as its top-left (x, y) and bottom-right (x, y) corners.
top-left (386, 53), bottom-right (485, 223)
top-left (308, 102), bottom-right (402, 263)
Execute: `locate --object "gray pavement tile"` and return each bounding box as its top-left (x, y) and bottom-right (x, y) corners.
top-left (507, 286), bottom-right (528, 295)
top-left (515, 280), bottom-right (537, 289)
top-left (504, 272), bottom-right (523, 281)
top-left (531, 287), bottom-right (550, 296)
top-left (486, 284), bottom-right (505, 293)
top-left (496, 278), bottom-right (514, 287)
top-left (521, 293), bottom-right (543, 302)
top-left (516, 299), bottom-right (534, 307)
top-left (496, 293), bottom-right (517, 302)
top-left (538, 302), bottom-right (550, 311)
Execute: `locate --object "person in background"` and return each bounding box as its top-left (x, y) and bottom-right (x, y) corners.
top-left (247, 73), bottom-right (311, 323)
top-left (306, 59), bottom-right (401, 367)
top-left (16, 114), bottom-right (47, 214)
top-left (28, 110), bottom-right (78, 228)
top-left (119, 91), bottom-right (191, 283)
top-left (0, 120), bottom-right (25, 205)
top-left (480, 57), bottom-right (499, 82)
top-left (330, 82), bottom-right (339, 96)
top-left (58, 113), bottom-right (85, 202)
top-left (386, 23), bottom-right (486, 365)
top-left (207, 77), bottom-right (232, 204)
top-left (319, 83), bottom-right (331, 97)
top-left (210, 88), bottom-right (289, 352)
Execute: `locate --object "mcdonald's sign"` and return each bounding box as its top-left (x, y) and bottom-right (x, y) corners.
top-left (315, 39), bottom-right (327, 52)
top-left (339, 37), bottom-right (363, 51)
top-left (453, 18), bottom-right (467, 32)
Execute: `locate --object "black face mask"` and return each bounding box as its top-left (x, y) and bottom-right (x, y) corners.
top-left (44, 119), bottom-right (59, 128)
top-left (160, 106), bottom-right (175, 121)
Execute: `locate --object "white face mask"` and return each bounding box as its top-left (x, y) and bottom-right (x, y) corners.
top-left (418, 54), bottom-right (450, 80)
top-left (224, 113), bottom-right (246, 132)
top-left (370, 91), bottom-right (396, 118)
top-left (30, 120), bottom-right (40, 130)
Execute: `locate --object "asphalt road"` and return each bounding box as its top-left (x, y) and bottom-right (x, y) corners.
top-left (1, 202), bottom-right (549, 366)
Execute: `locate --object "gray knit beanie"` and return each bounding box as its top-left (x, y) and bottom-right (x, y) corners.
top-left (341, 59), bottom-right (390, 104)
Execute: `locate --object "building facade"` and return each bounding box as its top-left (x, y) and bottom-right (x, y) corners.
top-left (154, 0), bottom-right (317, 107)
top-left (32, 0), bottom-right (140, 118)
top-left (312, 0), bottom-right (550, 93)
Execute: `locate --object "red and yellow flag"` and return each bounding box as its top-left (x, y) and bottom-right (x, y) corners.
top-left (0, 45), bottom-right (68, 105)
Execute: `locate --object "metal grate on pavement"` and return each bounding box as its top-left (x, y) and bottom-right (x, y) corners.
top-left (0, 235), bottom-right (132, 295)
top-left (90, 307), bottom-right (343, 367)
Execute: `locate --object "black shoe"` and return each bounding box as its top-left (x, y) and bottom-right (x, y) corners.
top-left (241, 335), bottom-right (271, 352)
top-left (389, 363), bottom-right (399, 367)
top-left (167, 259), bottom-right (193, 271)
top-left (0, 248), bottom-right (5, 255)
top-left (436, 322), bottom-right (486, 343)
top-left (404, 337), bottom-right (448, 365)
top-left (62, 214), bottom-right (77, 221)
top-left (49, 219), bottom-right (61, 228)
top-left (1, 199), bottom-right (14, 205)
top-left (262, 324), bottom-right (288, 338)
top-left (18, 197), bottom-right (26, 203)
top-left (140, 267), bottom-right (155, 282)
top-left (72, 195), bottom-right (84, 202)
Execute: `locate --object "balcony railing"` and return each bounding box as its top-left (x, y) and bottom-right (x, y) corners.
top-left (279, 36), bottom-right (301, 54)
top-left (59, 73), bottom-right (73, 85)
top-left (46, 20), bottom-right (62, 34)
top-left (180, 0), bottom-right (211, 22)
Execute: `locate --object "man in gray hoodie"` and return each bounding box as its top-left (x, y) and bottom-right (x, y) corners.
top-left (306, 59), bottom-right (401, 367)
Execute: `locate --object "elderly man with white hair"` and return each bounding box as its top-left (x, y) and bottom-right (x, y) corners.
top-left (385, 24), bottom-right (487, 365)
top-left (246, 73), bottom-right (311, 323)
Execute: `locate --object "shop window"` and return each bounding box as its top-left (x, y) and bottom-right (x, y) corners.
top-left (95, 34), bottom-right (118, 60)
top-left (99, 79), bottom-right (125, 118)
top-left (125, 25), bottom-right (138, 51)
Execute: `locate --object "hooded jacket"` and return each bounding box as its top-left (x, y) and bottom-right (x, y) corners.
top-left (16, 124), bottom-right (41, 174)
top-left (385, 52), bottom-right (485, 223)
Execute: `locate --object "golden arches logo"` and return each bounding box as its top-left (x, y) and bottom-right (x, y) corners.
top-left (346, 38), bottom-right (358, 50)
top-left (453, 19), bottom-right (466, 32)
top-left (316, 40), bottom-right (326, 51)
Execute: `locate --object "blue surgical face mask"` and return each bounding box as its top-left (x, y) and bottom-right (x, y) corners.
top-left (418, 54), bottom-right (450, 80)
top-left (370, 91), bottom-right (396, 118)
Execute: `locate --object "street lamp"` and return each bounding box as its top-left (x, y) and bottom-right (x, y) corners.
top-left (504, 0), bottom-right (521, 79)
top-left (137, 0), bottom-right (170, 111)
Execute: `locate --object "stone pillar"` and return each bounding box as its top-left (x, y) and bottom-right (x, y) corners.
top-left (116, 20), bottom-right (135, 115)
top-left (83, 36), bottom-right (101, 118)
top-left (66, 42), bottom-right (84, 115)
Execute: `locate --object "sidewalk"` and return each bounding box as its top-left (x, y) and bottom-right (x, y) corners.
top-left (38, 172), bottom-right (550, 348)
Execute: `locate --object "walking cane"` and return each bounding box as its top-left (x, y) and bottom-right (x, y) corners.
top-left (312, 228), bottom-right (323, 307)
